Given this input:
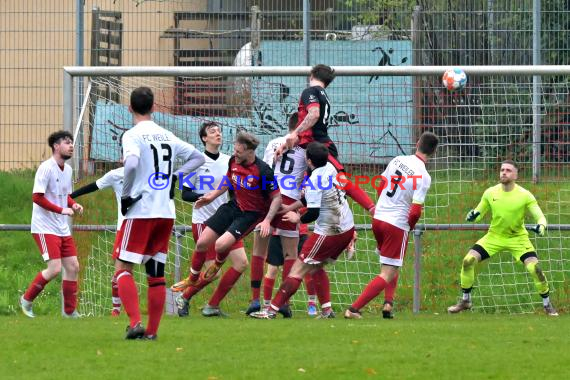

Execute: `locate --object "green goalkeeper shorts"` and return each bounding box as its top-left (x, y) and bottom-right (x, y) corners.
top-left (473, 233), bottom-right (536, 261)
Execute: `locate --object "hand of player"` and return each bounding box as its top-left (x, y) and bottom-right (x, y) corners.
top-left (61, 208), bottom-right (74, 216)
top-left (71, 203), bottom-right (83, 216)
top-left (194, 194), bottom-right (212, 209)
top-left (274, 143), bottom-right (287, 162)
top-left (465, 209), bottom-right (480, 222)
top-left (282, 211), bottom-right (300, 224)
top-left (531, 224), bottom-right (546, 236)
top-left (345, 231), bottom-right (358, 260)
top-left (285, 131), bottom-right (299, 149)
top-left (121, 194), bottom-right (142, 216)
top-left (256, 219), bottom-right (272, 238)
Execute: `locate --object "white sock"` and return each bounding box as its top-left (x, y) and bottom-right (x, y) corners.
top-left (542, 296), bottom-right (550, 307)
top-left (462, 292), bottom-right (471, 302)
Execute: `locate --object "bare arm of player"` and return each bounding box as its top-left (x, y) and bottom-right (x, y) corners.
top-left (256, 192), bottom-right (282, 238)
top-left (279, 199), bottom-right (303, 214)
top-left (194, 186), bottom-right (229, 209)
top-left (285, 107), bottom-right (320, 149)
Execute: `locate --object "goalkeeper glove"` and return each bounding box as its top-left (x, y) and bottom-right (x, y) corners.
top-left (531, 224), bottom-right (546, 236)
top-left (121, 194), bottom-right (142, 216)
top-left (465, 209), bottom-right (480, 222)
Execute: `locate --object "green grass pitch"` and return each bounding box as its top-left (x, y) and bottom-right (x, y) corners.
top-left (2, 313), bottom-right (569, 379)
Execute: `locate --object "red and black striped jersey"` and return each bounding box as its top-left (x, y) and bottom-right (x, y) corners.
top-left (297, 86), bottom-right (332, 147)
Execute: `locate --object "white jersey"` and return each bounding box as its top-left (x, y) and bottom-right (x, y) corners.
top-left (263, 136), bottom-right (307, 200)
top-left (374, 154), bottom-right (432, 230)
top-left (31, 157), bottom-right (73, 236)
top-left (122, 120), bottom-right (198, 219)
top-left (95, 167), bottom-right (124, 231)
top-left (305, 162), bottom-right (354, 235)
top-left (189, 152), bottom-right (230, 224)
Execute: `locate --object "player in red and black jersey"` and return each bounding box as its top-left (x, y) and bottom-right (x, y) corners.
top-left (192, 132), bottom-right (282, 293)
top-left (276, 64), bottom-right (376, 215)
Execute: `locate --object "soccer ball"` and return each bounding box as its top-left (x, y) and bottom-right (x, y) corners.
top-left (442, 68), bottom-right (467, 91)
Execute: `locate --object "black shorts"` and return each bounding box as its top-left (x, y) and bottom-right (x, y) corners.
top-left (205, 200), bottom-right (262, 240)
top-left (266, 234), bottom-right (308, 266)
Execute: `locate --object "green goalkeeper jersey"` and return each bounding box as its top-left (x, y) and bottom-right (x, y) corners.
top-left (473, 184), bottom-right (547, 238)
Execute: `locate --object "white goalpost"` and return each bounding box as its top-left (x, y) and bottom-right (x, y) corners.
top-left (64, 65), bottom-right (570, 317)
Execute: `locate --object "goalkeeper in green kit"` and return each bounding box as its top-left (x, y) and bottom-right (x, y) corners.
top-left (448, 160), bottom-right (558, 316)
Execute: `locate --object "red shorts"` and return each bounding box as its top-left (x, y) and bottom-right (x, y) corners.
top-left (299, 227), bottom-right (355, 264)
top-left (271, 195), bottom-right (299, 237)
top-left (192, 222), bottom-right (245, 261)
top-left (113, 218), bottom-right (174, 264)
top-left (372, 219), bottom-right (409, 267)
top-left (32, 233), bottom-right (77, 261)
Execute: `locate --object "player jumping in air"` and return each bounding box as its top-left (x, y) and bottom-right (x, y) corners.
top-left (447, 160), bottom-right (558, 316)
top-left (274, 64), bottom-right (376, 216)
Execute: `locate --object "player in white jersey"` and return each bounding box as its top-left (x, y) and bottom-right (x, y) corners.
top-left (345, 132), bottom-right (439, 319)
top-left (20, 131), bottom-right (84, 319)
top-left (247, 112), bottom-right (308, 316)
top-left (71, 166), bottom-right (124, 316)
top-left (113, 87), bottom-right (205, 340)
top-left (251, 142), bottom-right (356, 319)
top-left (171, 122), bottom-right (248, 318)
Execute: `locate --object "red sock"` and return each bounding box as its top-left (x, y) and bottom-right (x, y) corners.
top-left (62, 280), bottom-right (78, 315)
top-left (345, 185), bottom-right (375, 211)
top-left (384, 272), bottom-right (399, 303)
top-left (250, 255), bottom-right (265, 301)
top-left (190, 250), bottom-right (207, 282)
top-left (182, 277), bottom-right (212, 300)
top-left (352, 275), bottom-right (388, 311)
top-left (111, 275), bottom-right (121, 310)
top-left (282, 259), bottom-right (295, 282)
top-left (116, 270), bottom-right (141, 328)
top-left (263, 276), bottom-right (276, 303)
top-left (209, 268), bottom-right (242, 307)
top-left (146, 277), bottom-right (166, 336)
top-left (312, 268), bottom-right (331, 310)
top-left (270, 277), bottom-right (302, 311)
top-left (304, 273), bottom-right (316, 297)
top-left (23, 272), bottom-right (50, 302)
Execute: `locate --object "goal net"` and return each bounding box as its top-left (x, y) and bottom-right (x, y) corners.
top-left (70, 66), bottom-right (570, 316)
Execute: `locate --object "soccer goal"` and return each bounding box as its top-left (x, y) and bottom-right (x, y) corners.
top-left (64, 65), bottom-right (570, 316)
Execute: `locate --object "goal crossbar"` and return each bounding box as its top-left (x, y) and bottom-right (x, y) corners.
top-left (63, 65), bottom-right (570, 77)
